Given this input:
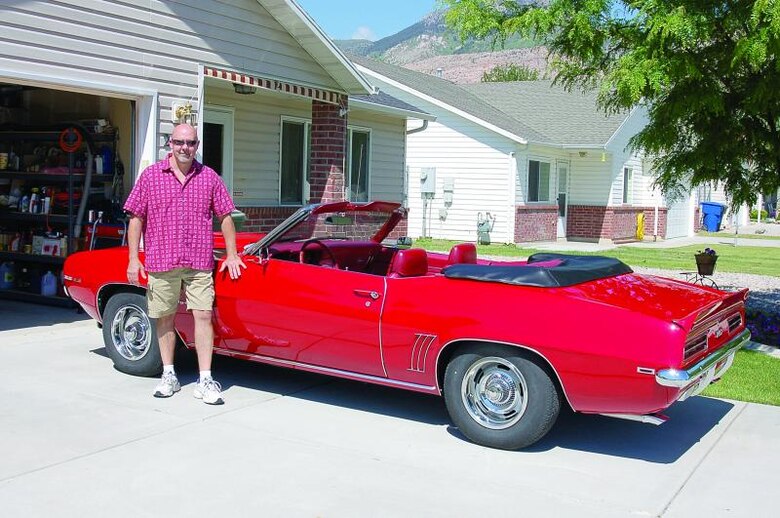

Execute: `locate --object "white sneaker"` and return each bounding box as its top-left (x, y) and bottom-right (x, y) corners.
top-left (193, 377), bottom-right (224, 405)
top-left (153, 372), bottom-right (181, 398)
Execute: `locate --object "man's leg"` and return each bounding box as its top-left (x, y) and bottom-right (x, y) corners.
top-left (185, 270), bottom-right (223, 405)
top-left (192, 309), bottom-right (213, 371)
top-left (147, 270), bottom-right (183, 398)
top-left (156, 313), bottom-right (177, 366)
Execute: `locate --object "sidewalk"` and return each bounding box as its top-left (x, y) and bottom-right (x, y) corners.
top-left (522, 222), bottom-right (780, 253)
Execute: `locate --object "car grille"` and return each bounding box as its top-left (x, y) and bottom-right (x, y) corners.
top-left (683, 305), bottom-right (743, 363)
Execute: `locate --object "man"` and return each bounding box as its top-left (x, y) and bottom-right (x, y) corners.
top-left (125, 123), bottom-right (245, 405)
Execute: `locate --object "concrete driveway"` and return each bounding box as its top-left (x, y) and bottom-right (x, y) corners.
top-left (1, 300), bottom-right (778, 517)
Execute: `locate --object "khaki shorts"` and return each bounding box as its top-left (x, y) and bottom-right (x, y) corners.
top-left (146, 268), bottom-right (214, 318)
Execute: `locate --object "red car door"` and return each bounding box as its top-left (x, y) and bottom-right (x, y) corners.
top-left (213, 256), bottom-right (386, 376)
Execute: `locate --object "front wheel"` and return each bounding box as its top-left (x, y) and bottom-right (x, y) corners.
top-left (444, 345), bottom-right (561, 450)
top-left (101, 292), bottom-right (162, 376)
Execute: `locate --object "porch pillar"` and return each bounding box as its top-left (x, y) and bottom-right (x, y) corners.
top-left (309, 99), bottom-right (347, 204)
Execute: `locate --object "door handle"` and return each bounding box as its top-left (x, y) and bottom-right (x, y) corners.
top-left (354, 289), bottom-right (380, 300)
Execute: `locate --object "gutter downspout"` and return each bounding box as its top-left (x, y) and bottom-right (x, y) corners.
top-left (406, 120), bottom-right (428, 135)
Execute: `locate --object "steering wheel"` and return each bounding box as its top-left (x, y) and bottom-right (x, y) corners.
top-left (299, 238), bottom-right (339, 268)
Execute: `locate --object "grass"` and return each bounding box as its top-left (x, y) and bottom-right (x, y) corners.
top-left (416, 238), bottom-right (780, 277)
top-left (702, 350), bottom-right (780, 405)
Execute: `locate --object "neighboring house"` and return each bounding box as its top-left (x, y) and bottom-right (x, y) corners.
top-left (0, 0), bottom-right (429, 233)
top-left (354, 57), bottom-right (693, 244)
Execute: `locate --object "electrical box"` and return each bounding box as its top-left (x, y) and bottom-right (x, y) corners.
top-left (420, 167), bottom-right (436, 195)
top-left (443, 178), bottom-right (454, 204)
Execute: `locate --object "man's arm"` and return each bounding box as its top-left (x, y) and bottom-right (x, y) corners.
top-left (127, 215), bottom-right (146, 285)
top-left (218, 214), bottom-right (246, 279)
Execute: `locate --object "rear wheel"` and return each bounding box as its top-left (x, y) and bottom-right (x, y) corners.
top-left (444, 344), bottom-right (561, 450)
top-left (102, 292), bottom-right (162, 376)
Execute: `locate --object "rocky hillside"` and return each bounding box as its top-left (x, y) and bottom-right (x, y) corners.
top-left (336, 10), bottom-right (549, 84)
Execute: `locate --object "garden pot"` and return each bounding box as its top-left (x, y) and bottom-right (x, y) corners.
top-left (695, 253), bottom-right (717, 276)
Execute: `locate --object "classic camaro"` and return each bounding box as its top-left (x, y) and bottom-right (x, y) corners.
top-left (63, 201), bottom-right (750, 450)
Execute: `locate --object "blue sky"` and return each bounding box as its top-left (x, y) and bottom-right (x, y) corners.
top-left (296, 0), bottom-right (439, 41)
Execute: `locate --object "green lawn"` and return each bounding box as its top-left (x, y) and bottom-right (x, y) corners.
top-left (416, 238), bottom-right (780, 277)
top-left (702, 350), bottom-right (780, 405)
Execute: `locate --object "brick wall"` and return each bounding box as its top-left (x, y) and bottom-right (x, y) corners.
top-left (240, 206), bottom-right (299, 233)
top-left (567, 205), bottom-right (670, 241)
top-left (515, 205), bottom-right (557, 242)
top-left (642, 207), bottom-right (668, 239)
top-left (309, 99), bottom-right (347, 204)
top-left (567, 205), bottom-right (611, 240)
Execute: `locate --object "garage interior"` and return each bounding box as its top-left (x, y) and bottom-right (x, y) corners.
top-left (0, 82), bottom-right (133, 306)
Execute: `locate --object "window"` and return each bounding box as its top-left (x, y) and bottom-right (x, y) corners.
top-left (348, 129), bottom-right (370, 202)
top-left (622, 167), bottom-right (633, 204)
top-left (280, 119), bottom-right (310, 204)
top-left (528, 160), bottom-right (551, 202)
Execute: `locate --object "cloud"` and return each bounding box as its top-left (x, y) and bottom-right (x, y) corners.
top-left (351, 26), bottom-right (376, 41)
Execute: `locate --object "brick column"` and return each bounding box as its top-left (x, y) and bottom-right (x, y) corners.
top-left (309, 99), bottom-right (347, 204)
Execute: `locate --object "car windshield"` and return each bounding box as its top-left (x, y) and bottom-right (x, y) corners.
top-left (277, 210), bottom-right (393, 243)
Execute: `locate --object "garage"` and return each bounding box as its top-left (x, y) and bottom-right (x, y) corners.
top-left (0, 82), bottom-right (134, 306)
top-left (665, 193), bottom-right (694, 239)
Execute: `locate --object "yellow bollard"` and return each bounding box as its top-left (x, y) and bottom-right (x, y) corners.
top-left (636, 212), bottom-right (645, 241)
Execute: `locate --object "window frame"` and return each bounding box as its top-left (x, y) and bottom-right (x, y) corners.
top-left (527, 158), bottom-right (552, 203)
top-left (622, 166), bottom-right (634, 204)
top-left (347, 126), bottom-right (371, 202)
top-left (279, 116), bottom-right (311, 206)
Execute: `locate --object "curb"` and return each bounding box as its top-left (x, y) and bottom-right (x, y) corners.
top-left (744, 340), bottom-right (780, 359)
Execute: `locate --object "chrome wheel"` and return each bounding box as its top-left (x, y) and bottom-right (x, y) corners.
top-left (461, 356), bottom-right (529, 430)
top-left (109, 303), bottom-right (152, 361)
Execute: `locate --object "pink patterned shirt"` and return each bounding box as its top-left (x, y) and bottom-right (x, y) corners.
top-left (124, 154), bottom-right (235, 272)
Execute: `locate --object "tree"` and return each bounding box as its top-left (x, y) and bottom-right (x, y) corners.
top-left (482, 63), bottom-right (541, 81)
top-left (442, 0), bottom-right (780, 205)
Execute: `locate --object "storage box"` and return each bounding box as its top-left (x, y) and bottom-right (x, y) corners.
top-left (41, 238), bottom-right (62, 256)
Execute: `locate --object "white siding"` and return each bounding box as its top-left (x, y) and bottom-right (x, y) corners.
top-left (406, 115), bottom-right (517, 243)
top-left (0, 0), bottom-right (344, 174)
top-left (610, 153), bottom-right (643, 206)
top-left (348, 111), bottom-right (406, 203)
top-left (364, 78), bottom-right (518, 243)
top-left (568, 155), bottom-right (614, 206)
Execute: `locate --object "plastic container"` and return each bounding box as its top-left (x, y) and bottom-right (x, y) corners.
top-left (0, 262), bottom-right (14, 290)
top-left (41, 270), bottom-right (57, 296)
top-left (701, 202), bottom-right (727, 232)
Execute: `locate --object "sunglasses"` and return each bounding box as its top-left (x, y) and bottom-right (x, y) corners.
top-left (170, 139), bottom-right (199, 147)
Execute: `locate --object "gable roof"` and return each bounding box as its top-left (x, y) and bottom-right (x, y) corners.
top-left (352, 56), bottom-right (632, 147)
top-left (260, 0), bottom-right (373, 95)
top-left (351, 90), bottom-right (435, 121)
top-left (462, 82), bottom-right (631, 147)
top-left (352, 56), bottom-right (546, 144)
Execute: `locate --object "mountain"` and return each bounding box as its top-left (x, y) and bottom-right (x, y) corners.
top-left (336, 10), bottom-right (549, 84)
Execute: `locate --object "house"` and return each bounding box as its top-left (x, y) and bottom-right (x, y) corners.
top-left (0, 0), bottom-right (430, 236)
top-left (353, 57), bottom-right (694, 244)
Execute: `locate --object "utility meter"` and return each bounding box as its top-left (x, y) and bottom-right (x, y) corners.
top-left (420, 167), bottom-right (436, 195)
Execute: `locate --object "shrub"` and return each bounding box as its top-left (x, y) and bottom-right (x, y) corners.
top-left (482, 64), bottom-right (540, 82)
top-left (749, 208), bottom-right (768, 220)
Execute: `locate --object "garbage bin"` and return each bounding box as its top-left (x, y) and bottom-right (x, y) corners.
top-left (700, 202), bottom-right (726, 232)
top-left (212, 209), bottom-right (247, 231)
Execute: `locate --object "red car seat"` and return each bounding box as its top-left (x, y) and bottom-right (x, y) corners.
top-left (447, 243), bottom-right (477, 265)
top-left (387, 248), bottom-right (429, 278)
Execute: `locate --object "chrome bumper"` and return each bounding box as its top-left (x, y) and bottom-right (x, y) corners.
top-left (656, 329), bottom-right (751, 392)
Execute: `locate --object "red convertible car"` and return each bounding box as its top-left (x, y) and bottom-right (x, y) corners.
top-left (63, 201), bottom-right (750, 450)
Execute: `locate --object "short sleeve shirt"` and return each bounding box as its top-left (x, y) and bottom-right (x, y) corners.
top-left (123, 154), bottom-right (235, 272)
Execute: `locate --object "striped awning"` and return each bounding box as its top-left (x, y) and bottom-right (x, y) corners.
top-left (203, 66), bottom-right (344, 105)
